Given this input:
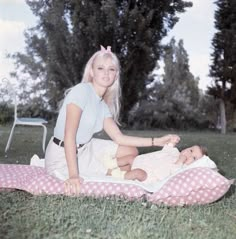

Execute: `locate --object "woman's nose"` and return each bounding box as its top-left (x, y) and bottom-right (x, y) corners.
top-left (104, 69), bottom-right (109, 75)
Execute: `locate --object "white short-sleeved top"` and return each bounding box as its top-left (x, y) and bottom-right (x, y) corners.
top-left (54, 82), bottom-right (112, 144)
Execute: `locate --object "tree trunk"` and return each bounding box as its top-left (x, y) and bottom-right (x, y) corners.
top-left (220, 98), bottom-right (227, 134)
top-left (233, 107), bottom-right (236, 132)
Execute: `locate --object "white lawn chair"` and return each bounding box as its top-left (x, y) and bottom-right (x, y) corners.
top-left (2, 78), bottom-right (48, 153)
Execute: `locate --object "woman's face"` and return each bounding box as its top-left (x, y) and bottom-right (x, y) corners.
top-left (91, 55), bottom-right (117, 88)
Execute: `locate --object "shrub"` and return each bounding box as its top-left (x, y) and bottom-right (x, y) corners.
top-left (0, 103), bottom-right (14, 124)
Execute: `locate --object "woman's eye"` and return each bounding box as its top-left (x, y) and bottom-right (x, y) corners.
top-left (109, 68), bottom-right (116, 72)
top-left (97, 67), bottom-right (103, 70)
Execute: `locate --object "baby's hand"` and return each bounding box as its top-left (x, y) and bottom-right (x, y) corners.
top-left (175, 154), bottom-right (187, 165)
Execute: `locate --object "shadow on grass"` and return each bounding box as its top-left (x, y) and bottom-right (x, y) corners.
top-left (224, 184), bottom-right (236, 199)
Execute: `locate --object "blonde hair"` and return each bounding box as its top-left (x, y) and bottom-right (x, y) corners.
top-left (81, 49), bottom-right (121, 124)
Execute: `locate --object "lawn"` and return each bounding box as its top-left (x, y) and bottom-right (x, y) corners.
top-left (0, 124), bottom-right (235, 239)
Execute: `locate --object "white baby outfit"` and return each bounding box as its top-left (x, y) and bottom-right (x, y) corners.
top-left (132, 145), bottom-right (217, 183)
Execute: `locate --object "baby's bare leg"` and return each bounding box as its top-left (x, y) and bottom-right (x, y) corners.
top-left (124, 168), bottom-right (147, 182)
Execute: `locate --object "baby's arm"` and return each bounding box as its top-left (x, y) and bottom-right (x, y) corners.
top-left (175, 154), bottom-right (187, 165)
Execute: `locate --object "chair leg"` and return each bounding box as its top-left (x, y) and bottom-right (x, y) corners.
top-left (5, 123), bottom-right (16, 153)
top-left (41, 124), bottom-right (47, 153)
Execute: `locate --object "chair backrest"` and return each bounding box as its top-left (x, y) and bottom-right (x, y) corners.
top-left (1, 78), bottom-right (18, 121)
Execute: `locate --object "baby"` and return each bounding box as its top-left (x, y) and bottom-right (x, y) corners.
top-left (106, 144), bottom-right (208, 183)
top-left (132, 144), bottom-right (208, 183)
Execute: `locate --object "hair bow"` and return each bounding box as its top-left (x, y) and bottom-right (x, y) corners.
top-left (100, 45), bottom-right (112, 53)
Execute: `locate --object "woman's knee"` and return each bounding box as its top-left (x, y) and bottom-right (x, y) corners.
top-left (130, 146), bottom-right (139, 157)
top-left (116, 145), bottom-right (139, 158)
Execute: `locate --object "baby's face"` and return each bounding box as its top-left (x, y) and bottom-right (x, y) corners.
top-left (179, 145), bottom-right (203, 165)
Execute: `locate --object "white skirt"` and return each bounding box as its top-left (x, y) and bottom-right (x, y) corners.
top-left (45, 137), bottom-right (118, 180)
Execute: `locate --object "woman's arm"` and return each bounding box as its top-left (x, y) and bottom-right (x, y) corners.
top-left (64, 103), bottom-right (82, 194)
top-left (103, 118), bottom-right (180, 147)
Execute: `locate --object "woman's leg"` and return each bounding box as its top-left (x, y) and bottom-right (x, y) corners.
top-left (45, 138), bottom-right (69, 180)
top-left (115, 145), bottom-right (139, 171)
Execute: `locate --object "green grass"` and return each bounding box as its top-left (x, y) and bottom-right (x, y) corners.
top-left (0, 124), bottom-right (235, 239)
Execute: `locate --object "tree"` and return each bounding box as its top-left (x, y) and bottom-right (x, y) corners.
top-left (208, 0), bottom-right (236, 133)
top-left (162, 38), bottom-right (200, 109)
top-left (129, 38), bottom-right (204, 129)
top-left (226, 0), bottom-right (236, 131)
top-left (10, 0), bottom-right (192, 122)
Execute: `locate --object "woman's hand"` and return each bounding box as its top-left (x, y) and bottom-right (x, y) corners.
top-left (168, 134), bottom-right (180, 146)
top-left (156, 134), bottom-right (180, 147)
top-left (64, 176), bottom-right (83, 196)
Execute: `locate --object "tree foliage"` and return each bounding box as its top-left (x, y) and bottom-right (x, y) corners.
top-left (129, 38), bottom-right (212, 129)
top-left (208, 0), bottom-right (236, 132)
top-left (10, 0), bottom-right (192, 122)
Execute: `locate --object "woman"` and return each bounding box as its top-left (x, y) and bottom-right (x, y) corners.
top-left (45, 46), bottom-right (180, 195)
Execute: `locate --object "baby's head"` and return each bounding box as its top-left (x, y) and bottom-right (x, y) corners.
top-left (179, 145), bottom-right (208, 165)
